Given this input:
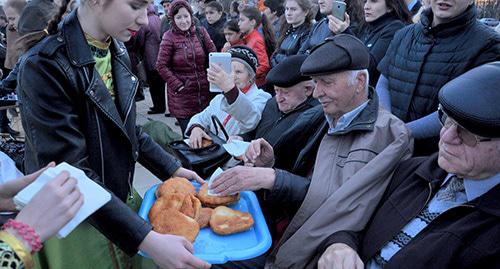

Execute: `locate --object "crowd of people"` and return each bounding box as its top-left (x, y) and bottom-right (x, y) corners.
top-left (0, 0), bottom-right (499, 268)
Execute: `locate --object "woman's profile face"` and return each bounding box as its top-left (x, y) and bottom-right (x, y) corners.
top-left (93, 0), bottom-right (150, 42)
top-left (174, 7), bottom-right (192, 31)
top-left (238, 14), bottom-right (254, 34)
top-left (231, 60), bottom-right (253, 89)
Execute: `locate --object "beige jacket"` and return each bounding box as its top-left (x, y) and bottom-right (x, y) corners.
top-left (266, 90), bottom-right (413, 268)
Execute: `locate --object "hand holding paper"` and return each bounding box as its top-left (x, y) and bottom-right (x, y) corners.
top-left (14, 162), bottom-right (111, 238)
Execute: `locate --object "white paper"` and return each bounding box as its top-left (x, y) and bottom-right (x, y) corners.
top-left (223, 140), bottom-right (250, 157)
top-left (14, 162), bottom-right (111, 238)
top-left (207, 167), bottom-right (224, 196)
top-left (0, 152), bottom-right (23, 184)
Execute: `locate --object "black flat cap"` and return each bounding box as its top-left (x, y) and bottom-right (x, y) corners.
top-left (438, 61), bottom-right (500, 138)
top-left (301, 34), bottom-right (369, 76)
top-left (266, 55), bottom-right (311, 88)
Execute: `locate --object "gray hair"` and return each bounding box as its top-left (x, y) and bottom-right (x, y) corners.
top-left (347, 69), bottom-right (369, 95)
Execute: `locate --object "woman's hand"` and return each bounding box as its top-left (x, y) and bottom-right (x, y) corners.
top-left (207, 63), bottom-right (235, 93)
top-left (14, 171), bottom-right (84, 242)
top-left (0, 162), bottom-right (55, 211)
top-left (327, 13), bottom-right (350, 34)
top-left (209, 166), bottom-right (276, 196)
top-left (173, 167), bottom-right (205, 184)
top-left (243, 138), bottom-right (275, 168)
top-left (139, 231), bottom-right (211, 269)
top-left (189, 127), bottom-right (212, 149)
top-left (318, 243), bottom-right (363, 269)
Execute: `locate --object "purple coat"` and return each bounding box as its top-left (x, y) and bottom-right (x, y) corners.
top-left (156, 0), bottom-right (216, 119)
top-left (136, 5), bottom-right (162, 71)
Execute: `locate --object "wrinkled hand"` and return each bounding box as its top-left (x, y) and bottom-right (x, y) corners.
top-left (173, 167), bottom-right (205, 184)
top-left (0, 162), bottom-right (55, 211)
top-left (15, 171), bottom-right (84, 242)
top-left (139, 231), bottom-right (211, 269)
top-left (189, 127), bottom-right (212, 149)
top-left (244, 138), bottom-right (275, 167)
top-left (207, 63), bottom-right (235, 93)
top-left (327, 13), bottom-right (350, 34)
top-left (318, 243), bottom-right (363, 269)
top-left (209, 166), bottom-right (275, 196)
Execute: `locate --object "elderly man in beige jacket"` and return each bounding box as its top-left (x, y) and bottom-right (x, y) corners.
top-left (209, 35), bottom-right (413, 269)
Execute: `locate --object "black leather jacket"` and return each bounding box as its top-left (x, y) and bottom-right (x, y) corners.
top-left (271, 23), bottom-right (311, 67)
top-left (17, 11), bottom-right (181, 255)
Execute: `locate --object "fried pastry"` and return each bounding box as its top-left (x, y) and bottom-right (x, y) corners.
top-left (210, 206), bottom-right (254, 235)
top-left (151, 208), bottom-right (200, 242)
top-left (155, 177), bottom-right (196, 198)
top-left (148, 193), bottom-right (186, 221)
top-left (180, 193), bottom-right (202, 220)
top-left (196, 207), bottom-right (214, 228)
top-left (197, 183), bottom-right (240, 207)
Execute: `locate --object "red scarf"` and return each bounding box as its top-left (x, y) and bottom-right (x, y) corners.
top-left (222, 84), bottom-right (253, 126)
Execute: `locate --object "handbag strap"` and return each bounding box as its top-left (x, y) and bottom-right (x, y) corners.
top-left (211, 115), bottom-right (229, 141)
top-left (194, 27), bottom-right (209, 68)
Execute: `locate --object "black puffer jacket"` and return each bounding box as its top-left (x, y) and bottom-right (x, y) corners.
top-left (379, 5), bottom-right (500, 122)
top-left (271, 23), bottom-right (311, 67)
top-left (17, 11), bottom-right (181, 255)
top-left (359, 13), bottom-right (405, 87)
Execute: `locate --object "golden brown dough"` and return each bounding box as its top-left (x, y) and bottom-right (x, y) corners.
top-left (155, 177), bottom-right (196, 198)
top-left (197, 183), bottom-right (240, 208)
top-left (151, 208), bottom-right (200, 242)
top-left (180, 193), bottom-right (202, 220)
top-left (196, 207), bottom-right (214, 228)
top-left (210, 206), bottom-right (254, 235)
top-left (148, 193), bottom-right (185, 221)
top-left (201, 138), bottom-right (213, 148)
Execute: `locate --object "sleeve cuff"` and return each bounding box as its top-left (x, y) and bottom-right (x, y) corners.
top-left (223, 86), bottom-right (239, 105)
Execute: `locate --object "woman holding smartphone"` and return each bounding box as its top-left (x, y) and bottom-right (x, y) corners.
top-left (15, 0), bottom-right (209, 268)
top-left (187, 46), bottom-right (271, 148)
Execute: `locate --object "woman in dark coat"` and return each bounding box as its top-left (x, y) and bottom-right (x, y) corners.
top-left (270, 0), bottom-right (313, 67)
top-left (358, 0), bottom-right (412, 86)
top-left (156, 0), bottom-right (216, 133)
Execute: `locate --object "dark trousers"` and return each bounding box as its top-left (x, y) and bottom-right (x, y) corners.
top-left (0, 110), bottom-right (9, 129)
top-left (147, 70), bottom-right (166, 112)
top-left (211, 253), bottom-right (267, 269)
top-left (176, 118), bottom-right (190, 136)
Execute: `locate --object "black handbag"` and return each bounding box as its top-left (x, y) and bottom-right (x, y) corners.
top-left (0, 137), bottom-right (24, 172)
top-left (169, 116), bottom-right (231, 178)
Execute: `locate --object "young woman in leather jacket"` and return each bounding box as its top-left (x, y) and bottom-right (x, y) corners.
top-left (15, 0), bottom-right (210, 268)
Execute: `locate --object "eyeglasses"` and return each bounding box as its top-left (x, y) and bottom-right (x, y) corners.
top-left (438, 105), bottom-right (492, 147)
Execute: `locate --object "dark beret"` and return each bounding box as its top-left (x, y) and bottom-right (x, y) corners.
top-left (266, 55), bottom-right (311, 88)
top-left (301, 34), bottom-right (370, 76)
top-left (227, 45), bottom-right (259, 73)
top-left (438, 61), bottom-right (500, 138)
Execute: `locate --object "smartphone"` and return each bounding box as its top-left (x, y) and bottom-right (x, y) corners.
top-left (332, 0), bottom-right (347, 21)
top-left (209, 52), bottom-right (232, 93)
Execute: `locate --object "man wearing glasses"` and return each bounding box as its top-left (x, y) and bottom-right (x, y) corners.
top-left (314, 61), bottom-right (500, 269)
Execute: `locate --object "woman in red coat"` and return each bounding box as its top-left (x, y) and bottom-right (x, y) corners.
top-left (156, 0), bottom-right (216, 134)
top-left (238, 7), bottom-right (275, 87)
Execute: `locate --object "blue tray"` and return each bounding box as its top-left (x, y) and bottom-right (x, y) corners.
top-left (137, 183), bottom-right (272, 264)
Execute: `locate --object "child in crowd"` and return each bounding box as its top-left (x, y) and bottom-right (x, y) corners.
top-left (202, 1), bottom-right (227, 51)
top-left (222, 19), bottom-right (241, 51)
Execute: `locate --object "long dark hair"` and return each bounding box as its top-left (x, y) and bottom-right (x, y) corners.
top-left (241, 7), bottom-right (276, 61)
top-left (275, 0), bottom-right (313, 53)
top-left (16, 0), bottom-right (70, 56)
top-left (346, 0), bottom-right (366, 33)
top-left (385, 0), bottom-right (413, 23)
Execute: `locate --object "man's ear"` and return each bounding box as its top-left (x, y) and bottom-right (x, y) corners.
top-left (356, 71), bottom-right (367, 95)
top-left (304, 80), bottom-right (315, 96)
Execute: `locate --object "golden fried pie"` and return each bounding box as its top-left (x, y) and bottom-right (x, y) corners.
top-left (180, 193), bottom-right (202, 220)
top-left (148, 193), bottom-right (185, 221)
top-left (151, 208), bottom-right (200, 242)
top-left (155, 177), bottom-right (196, 198)
top-left (197, 183), bottom-right (240, 208)
top-left (201, 138), bottom-right (213, 148)
top-left (196, 207), bottom-right (214, 228)
top-left (209, 206), bottom-right (254, 235)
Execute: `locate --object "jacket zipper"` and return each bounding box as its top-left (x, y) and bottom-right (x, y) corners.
top-left (189, 32), bottom-right (202, 107)
top-left (128, 171), bottom-right (134, 201)
top-left (124, 78), bottom-right (138, 125)
top-left (94, 109), bottom-right (106, 186)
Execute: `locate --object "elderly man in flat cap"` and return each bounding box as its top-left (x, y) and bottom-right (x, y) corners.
top-left (314, 61), bottom-right (500, 269)
top-left (210, 34), bottom-right (413, 269)
top-left (233, 55), bottom-right (320, 170)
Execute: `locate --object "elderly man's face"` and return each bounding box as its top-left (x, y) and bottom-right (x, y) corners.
top-left (312, 71), bottom-right (366, 120)
top-left (438, 117), bottom-right (500, 179)
top-left (274, 81), bottom-right (313, 113)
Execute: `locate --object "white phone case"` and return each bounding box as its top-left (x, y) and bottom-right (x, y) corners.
top-left (209, 52), bottom-right (232, 93)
